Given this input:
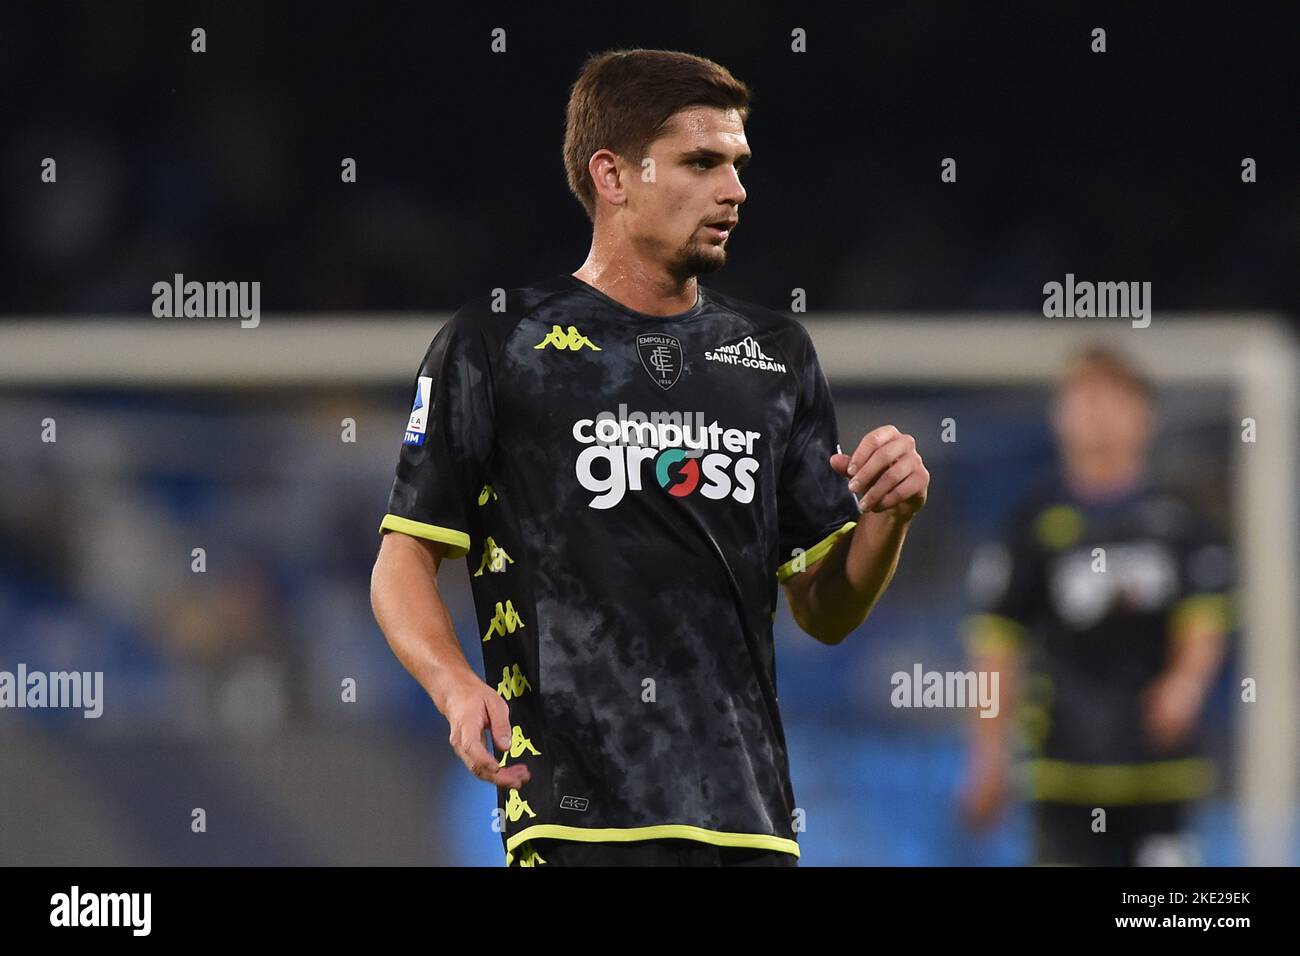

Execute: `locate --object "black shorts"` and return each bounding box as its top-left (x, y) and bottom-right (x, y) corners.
top-left (1032, 801), bottom-right (1198, 866)
top-left (510, 837), bottom-right (799, 867)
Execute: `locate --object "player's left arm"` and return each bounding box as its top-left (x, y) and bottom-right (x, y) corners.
top-left (1142, 510), bottom-right (1235, 751)
top-left (783, 424), bottom-right (928, 644)
top-left (1143, 594), bottom-right (1231, 750)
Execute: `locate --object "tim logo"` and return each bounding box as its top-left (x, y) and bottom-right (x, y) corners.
top-left (703, 335), bottom-right (786, 373)
top-left (637, 333), bottom-right (682, 390)
top-left (559, 795), bottom-right (589, 812)
top-left (534, 324), bottom-right (601, 351)
top-left (403, 375), bottom-right (432, 446)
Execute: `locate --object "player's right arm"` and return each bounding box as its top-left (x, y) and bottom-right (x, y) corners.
top-left (960, 630), bottom-right (1021, 830)
top-left (370, 531), bottom-right (529, 789)
top-left (370, 308), bottom-right (529, 789)
top-left (957, 519), bottom-right (1041, 831)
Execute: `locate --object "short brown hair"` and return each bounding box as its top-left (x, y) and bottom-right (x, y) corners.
top-left (1059, 343), bottom-right (1154, 401)
top-left (563, 49), bottom-right (752, 222)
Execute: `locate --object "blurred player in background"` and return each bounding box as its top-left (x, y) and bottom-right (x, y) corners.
top-left (959, 345), bottom-right (1233, 865)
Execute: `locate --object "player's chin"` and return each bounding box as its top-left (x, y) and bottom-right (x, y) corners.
top-left (680, 244), bottom-right (727, 276)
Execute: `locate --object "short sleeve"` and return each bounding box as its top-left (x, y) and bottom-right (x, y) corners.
top-left (963, 508), bottom-right (1043, 656)
top-left (775, 332), bottom-right (861, 582)
top-left (378, 314), bottom-right (496, 559)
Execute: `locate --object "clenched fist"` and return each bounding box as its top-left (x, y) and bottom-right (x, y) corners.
top-left (832, 424), bottom-right (930, 520)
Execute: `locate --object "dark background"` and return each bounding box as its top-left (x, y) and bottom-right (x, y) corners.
top-left (3, 1), bottom-right (1296, 319)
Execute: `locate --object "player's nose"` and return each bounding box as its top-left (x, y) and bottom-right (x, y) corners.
top-left (718, 167), bottom-right (746, 206)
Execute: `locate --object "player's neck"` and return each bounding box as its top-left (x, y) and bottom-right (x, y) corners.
top-left (1061, 454), bottom-right (1147, 502)
top-left (572, 253), bottom-right (698, 317)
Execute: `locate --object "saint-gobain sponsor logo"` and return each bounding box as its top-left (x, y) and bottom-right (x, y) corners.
top-left (703, 335), bottom-right (787, 373)
top-left (572, 410), bottom-right (762, 509)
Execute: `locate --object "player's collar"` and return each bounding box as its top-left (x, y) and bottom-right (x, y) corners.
top-left (564, 274), bottom-right (705, 322)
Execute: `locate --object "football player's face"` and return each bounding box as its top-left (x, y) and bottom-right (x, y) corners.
top-left (626, 106), bottom-right (750, 280)
top-left (1054, 373), bottom-right (1154, 461)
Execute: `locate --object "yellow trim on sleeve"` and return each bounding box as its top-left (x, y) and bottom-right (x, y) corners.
top-left (964, 613), bottom-right (1027, 656)
top-left (776, 521), bottom-right (858, 583)
top-left (378, 514), bottom-right (471, 559)
top-left (504, 823), bottom-right (799, 859)
top-left (1029, 757), bottom-right (1215, 804)
top-left (1170, 593), bottom-right (1232, 636)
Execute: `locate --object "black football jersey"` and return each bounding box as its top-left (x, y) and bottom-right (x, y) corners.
top-left (380, 273), bottom-right (861, 862)
top-left (965, 476), bottom-right (1234, 804)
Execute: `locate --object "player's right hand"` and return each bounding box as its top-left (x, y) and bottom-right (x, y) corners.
top-left (441, 672), bottom-right (532, 789)
top-left (958, 762), bottom-right (1007, 832)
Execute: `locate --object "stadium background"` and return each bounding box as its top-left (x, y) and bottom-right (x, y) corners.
top-left (1, 2), bottom-right (1296, 864)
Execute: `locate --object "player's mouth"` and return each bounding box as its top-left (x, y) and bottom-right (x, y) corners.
top-left (704, 218), bottom-right (738, 240)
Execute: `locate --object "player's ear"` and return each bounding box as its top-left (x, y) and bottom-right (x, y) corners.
top-left (587, 148), bottom-right (627, 208)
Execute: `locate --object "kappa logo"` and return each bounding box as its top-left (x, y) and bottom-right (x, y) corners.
top-left (403, 375), bottom-right (433, 446)
top-left (703, 335), bottom-right (786, 373)
top-left (505, 788), bottom-right (536, 822)
top-left (482, 600), bottom-right (526, 642)
top-left (498, 724), bottom-right (541, 765)
top-left (534, 324), bottom-right (601, 351)
top-left (514, 844), bottom-right (547, 866)
top-left (507, 842), bottom-right (548, 866)
top-left (637, 333), bottom-right (682, 389)
top-left (473, 537), bottom-right (513, 576)
top-left (496, 663), bottom-right (532, 700)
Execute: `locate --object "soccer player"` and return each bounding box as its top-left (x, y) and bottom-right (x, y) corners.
top-left (959, 345), bottom-right (1233, 866)
top-left (370, 49), bottom-right (929, 867)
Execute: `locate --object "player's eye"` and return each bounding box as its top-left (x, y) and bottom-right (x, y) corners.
top-left (689, 158), bottom-right (712, 169)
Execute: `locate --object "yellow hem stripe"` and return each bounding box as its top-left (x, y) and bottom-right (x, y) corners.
top-left (776, 521), bottom-right (858, 583)
top-left (378, 514), bottom-right (470, 559)
top-left (505, 823), bottom-right (800, 858)
top-left (1029, 757), bottom-right (1215, 804)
